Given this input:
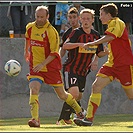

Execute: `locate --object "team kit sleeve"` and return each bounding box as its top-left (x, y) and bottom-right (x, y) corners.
top-left (105, 18), bottom-right (125, 38)
top-left (25, 22), bottom-right (32, 39)
top-left (96, 33), bottom-right (104, 55)
top-left (69, 30), bottom-right (79, 43)
top-left (48, 27), bottom-right (60, 55)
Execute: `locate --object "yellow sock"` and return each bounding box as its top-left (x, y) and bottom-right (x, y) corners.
top-left (65, 93), bottom-right (81, 113)
top-left (86, 93), bottom-right (101, 121)
top-left (29, 95), bottom-right (39, 120)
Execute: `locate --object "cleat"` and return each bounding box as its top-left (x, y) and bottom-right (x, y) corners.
top-left (76, 112), bottom-right (84, 119)
top-left (71, 109), bottom-right (87, 119)
top-left (56, 119), bottom-right (73, 125)
top-left (73, 117), bottom-right (93, 126)
top-left (28, 118), bottom-right (40, 127)
top-left (64, 119), bottom-right (73, 124)
top-left (56, 119), bottom-right (67, 125)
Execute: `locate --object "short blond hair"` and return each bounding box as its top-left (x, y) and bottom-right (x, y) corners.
top-left (35, 5), bottom-right (49, 15)
top-left (80, 8), bottom-right (95, 18)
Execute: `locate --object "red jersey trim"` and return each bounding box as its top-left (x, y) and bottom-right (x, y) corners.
top-left (105, 31), bottom-right (116, 39)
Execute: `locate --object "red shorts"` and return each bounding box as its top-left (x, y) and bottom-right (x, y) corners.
top-left (97, 65), bottom-right (133, 89)
top-left (27, 70), bottom-right (63, 86)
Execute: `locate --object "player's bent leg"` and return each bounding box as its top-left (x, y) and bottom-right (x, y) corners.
top-left (56, 87), bottom-right (81, 125)
top-left (68, 86), bottom-right (80, 100)
top-left (74, 76), bottom-right (111, 126)
top-left (54, 86), bottom-right (83, 117)
top-left (123, 87), bottom-right (133, 114)
top-left (123, 87), bottom-right (133, 100)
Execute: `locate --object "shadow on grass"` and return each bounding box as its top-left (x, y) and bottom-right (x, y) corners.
top-left (0, 114), bottom-right (132, 129)
top-left (127, 126), bottom-right (133, 128)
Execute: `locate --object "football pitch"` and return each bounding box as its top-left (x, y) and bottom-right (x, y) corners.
top-left (0, 114), bottom-right (132, 132)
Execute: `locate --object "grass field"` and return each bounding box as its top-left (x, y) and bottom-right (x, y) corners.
top-left (0, 114), bottom-right (133, 132)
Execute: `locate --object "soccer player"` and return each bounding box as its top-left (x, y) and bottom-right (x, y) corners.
top-left (24, 5), bottom-right (84, 127)
top-left (73, 3), bottom-right (133, 126)
top-left (56, 7), bottom-right (109, 125)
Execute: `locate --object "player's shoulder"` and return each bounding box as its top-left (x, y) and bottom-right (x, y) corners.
top-left (72, 27), bottom-right (82, 33)
top-left (47, 23), bottom-right (59, 36)
top-left (64, 27), bottom-right (72, 35)
top-left (91, 28), bottom-right (100, 36)
top-left (26, 21), bottom-right (35, 29)
top-left (109, 17), bottom-right (124, 26)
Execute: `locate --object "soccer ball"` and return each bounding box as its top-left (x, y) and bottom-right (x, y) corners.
top-left (4, 59), bottom-right (21, 77)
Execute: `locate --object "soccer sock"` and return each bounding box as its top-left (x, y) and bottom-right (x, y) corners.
top-left (86, 93), bottom-right (101, 121)
top-left (29, 95), bottom-right (39, 120)
top-left (71, 101), bottom-right (81, 114)
top-left (58, 100), bottom-right (82, 121)
top-left (65, 93), bottom-right (82, 114)
top-left (58, 102), bottom-right (71, 121)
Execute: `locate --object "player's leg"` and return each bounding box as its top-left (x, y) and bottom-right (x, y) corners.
top-left (54, 86), bottom-right (83, 117)
top-left (44, 70), bottom-right (84, 121)
top-left (66, 75), bottom-right (86, 120)
top-left (28, 78), bottom-right (43, 127)
top-left (56, 72), bottom-right (85, 124)
top-left (123, 88), bottom-right (133, 114)
top-left (56, 86), bottom-right (79, 125)
top-left (74, 76), bottom-right (111, 126)
top-left (86, 76), bottom-right (111, 120)
top-left (121, 65), bottom-right (133, 114)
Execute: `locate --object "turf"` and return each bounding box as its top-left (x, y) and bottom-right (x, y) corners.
top-left (0, 114), bottom-right (132, 132)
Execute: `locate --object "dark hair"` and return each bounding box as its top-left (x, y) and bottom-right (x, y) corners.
top-left (68, 7), bottom-right (79, 16)
top-left (100, 3), bottom-right (118, 17)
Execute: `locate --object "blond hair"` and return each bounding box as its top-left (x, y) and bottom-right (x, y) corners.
top-left (80, 8), bottom-right (95, 18)
top-left (35, 5), bottom-right (49, 15)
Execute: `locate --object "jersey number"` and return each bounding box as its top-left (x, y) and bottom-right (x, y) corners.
top-left (70, 77), bottom-right (77, 84)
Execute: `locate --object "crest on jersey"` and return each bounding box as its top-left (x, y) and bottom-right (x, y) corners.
top-left (41, 33), bottom-right (46, 38)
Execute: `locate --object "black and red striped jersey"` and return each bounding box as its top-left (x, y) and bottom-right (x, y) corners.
top-left (63, 27), bottom-right (104, 76)
top-left (60, 27), bottom-right (73, 47)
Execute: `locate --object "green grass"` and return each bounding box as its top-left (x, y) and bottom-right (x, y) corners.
top-left (0, 114), bottom-right (133, 132)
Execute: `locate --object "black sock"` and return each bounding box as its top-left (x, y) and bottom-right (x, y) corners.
top-left (58, 101), bottom-right (82, 121)
top-left (58, 102), bottom-right (72, 121)
top-left (64, 100), bottom-right (82, 119)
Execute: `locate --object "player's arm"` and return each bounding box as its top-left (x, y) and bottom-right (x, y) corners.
top-left (83, 35), bottom-right (114, 48)
top-left (63, 37), bottom-right (83, 50)
top-left (59, 47), bottom-right (66, 58)
top-left (59, 35), bottom-right (66, 58)
top-left (24, 39), bottom-right (30, 62)
top-left (90, 54), bottom-right (98, 71)
top-left (33, 55), bottom-right (56, 73)
top-left (97, 45), bottom-right (109, 57)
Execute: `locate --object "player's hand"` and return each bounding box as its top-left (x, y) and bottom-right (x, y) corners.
top-left (24, 51), bottom-right (30, 62)
top-left (83, 42), bottom-right (96, 48)
top-left (104, 45), bottom-right (109, 55)
top-left (78, 43), bottom-right (86, 48)
top-left (33, 63), bottom-right (44, 73)
top-left (90, 60), bottom-right (98, 71)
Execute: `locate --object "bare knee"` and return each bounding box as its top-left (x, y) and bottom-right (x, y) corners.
top-left (29, 81), bottom-right (41, 95)
top-left (54, 86), bottom-right (67, 100)
top-left (68, 87), bottom-right (79, 100)
top-left (127, 94), bottom-right (133, 100)
top-left (124, 88), bottom-right (133, 100)
top-left (58, 93), bottom-right (67, 100)
top-left (92, 82), bottom-right (102, 93)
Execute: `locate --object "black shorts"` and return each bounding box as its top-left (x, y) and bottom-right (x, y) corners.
top-left (63, 71), bottom-right (86, 92)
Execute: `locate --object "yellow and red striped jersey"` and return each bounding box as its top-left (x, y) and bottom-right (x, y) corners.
top-left (105, 17), bottom-right (133, 67)
top-left (25, 20), bottom-right (61, 72)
